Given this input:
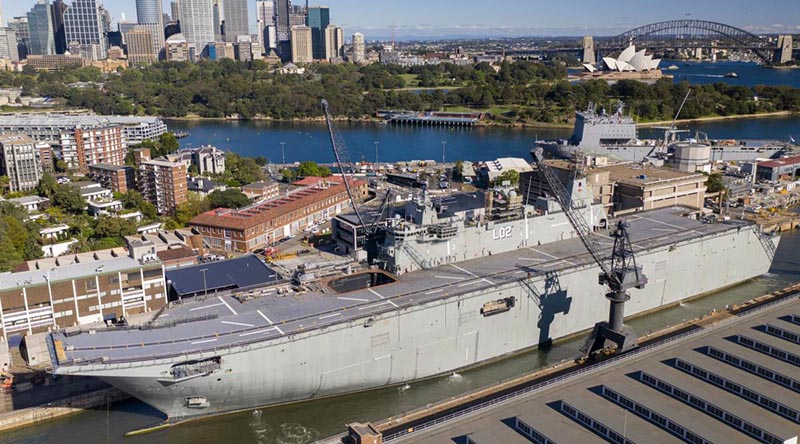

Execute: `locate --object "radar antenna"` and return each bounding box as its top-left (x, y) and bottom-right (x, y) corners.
top-left (531, 148), bottom-right (647, 359)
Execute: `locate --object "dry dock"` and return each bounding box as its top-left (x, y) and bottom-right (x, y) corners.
top-left (321, 282), bottom-right (800, 444)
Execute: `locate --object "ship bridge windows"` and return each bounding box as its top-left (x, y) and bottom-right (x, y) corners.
top-left (327, 271), bottom-right (396, 294)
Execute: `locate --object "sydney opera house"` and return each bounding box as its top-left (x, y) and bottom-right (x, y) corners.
top-left (583, 44), bottom-right (662, 73)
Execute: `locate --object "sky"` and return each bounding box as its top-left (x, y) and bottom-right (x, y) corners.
top-left (3, 0), bottom-right (800, 40)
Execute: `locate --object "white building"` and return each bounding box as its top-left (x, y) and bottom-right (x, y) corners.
top-left (352, 32), bottom-right (365, 63)
top-left (584, 44), bottom-right (661, 73)
top-left (63, 0), bottom-right (108, 60)
top-left (177, 0), bottom-right (214, 54)
top-left (324, 25), bottom-right (344, 61)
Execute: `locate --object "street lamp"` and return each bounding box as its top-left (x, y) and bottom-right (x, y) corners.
top-left (441, 141), bottom-right (447, 164)
top-left (280, 142), bottom-right (286, 166)
top-left (374, 141), bottom-right (379, 165)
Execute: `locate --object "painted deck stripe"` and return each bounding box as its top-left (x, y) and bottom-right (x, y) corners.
top-left (217, 296), bottom-right (237, 315)
top-left (425, 289), bottom-right (444, 295)
top-left (319, 313), bottom-right (341, 320)
top-left (256, 310), bottom-right (273, 325)
top-left (458, 281), bottom-right (481, 287)
top-left (517, 257), bottom-right (546, 262)
top-left (434, 275), bottom-right (463, 280)
top-left (529, 248), bottom-right (558, 259)
top-left (337, 296), bottom-right (369, 302)
top-left (221, 320), bottom-right (255, 327)
top-left (358, 301), bottom-right (392, 311)
top-left (368, 288), bottom-right (384, 299)
top-left (191, 338), bottom-right (217, 345)
top-left (273, 325), bottom-right (285, 335)
top-left (239, 328), bottom-right (277, 337)
top-left (450, 264), bottom-right (478, 277)
top-left (189, 302), bottom-right (224, 312)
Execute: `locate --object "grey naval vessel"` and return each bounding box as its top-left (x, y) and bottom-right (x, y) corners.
top-left (536, 103), bottom-right (793, 162)
top-left (44, 168), bottom-right (779, 422)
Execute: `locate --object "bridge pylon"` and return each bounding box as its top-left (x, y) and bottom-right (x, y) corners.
top-left (582, 36), bottom-right (596, 64)
top-left (776, 35), bottom-right (793, 64)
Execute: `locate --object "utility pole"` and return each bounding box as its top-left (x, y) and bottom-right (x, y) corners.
top-left (374, 141), bottom-right (379, 164)
top-left (441, 141), bottom-right (447, 165)
top-left (280, 142), bottom-right (286, 166)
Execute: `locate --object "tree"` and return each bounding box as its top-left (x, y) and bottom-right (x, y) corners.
top-left (158, 132), bottom-right (180, 155)
top-left (121, 191), bottom-right (157, 220)
top-left (174, 192), bottom-right (210, 226)
top-left (37, 173), bottom-right (58, 198)
top-left (706, 173), bottom-right (726, 193)
top-left (52, 185), bottom-right (86, 214)
top-left (296, 161), bottom-right (332, 178)
top-left (94, 217), bottom-right (137, 239)
top-left (225, 152), bottom-right (265, 185)
top-left (0, 176), bottom-right (9, 196)
top-left (452, 160), bottom-right (464, 182)
top-left (254, 156), bottom-right (268, 166)
top-left (281, 168), bottom-right (297, 183)
top-left (209, 189), bottom-right (250, 209)
top-left (495, 169), bottom-right (520, 186)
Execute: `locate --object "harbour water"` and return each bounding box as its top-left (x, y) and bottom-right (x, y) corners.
top-left (4, 227), bottom-right (798, 444)
top-left (168, 115), bottom-right (800, 167)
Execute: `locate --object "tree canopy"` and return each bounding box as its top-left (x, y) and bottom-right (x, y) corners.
top-left (209, 189), bottom-right (250, 209)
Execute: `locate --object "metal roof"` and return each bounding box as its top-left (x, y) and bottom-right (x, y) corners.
top-left (165, 255), bottom-right (281, 297)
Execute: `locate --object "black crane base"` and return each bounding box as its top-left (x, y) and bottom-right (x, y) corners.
top-left (578, 321), bottom-right (638, 359)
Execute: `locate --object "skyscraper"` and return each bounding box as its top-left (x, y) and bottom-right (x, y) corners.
top-left (352, 32), bottom-right (365, 64)
top-left (0, 27), bottom-right (19, 61)
top-left (125, 26), bottom-right (155, 65)
top-left (0, 0), bottom-right (4, 28)
top-left (170, 1), bottom-right (178, 22)
top-left (274, 0), bottom-right (291, 61)
top-left (211, 0), bottom-right (223, 41)
top-left (63, 0), bottom-right (108, 59)
top-left (255, 0), bottom-right (274, 46)
top-left (222, 0), bottom-right (248, 42)
top-left (27, 0), bottom-right (56, 56)
top-left (135, 0), bottom-right (164, 59)
top-left (290, 25), bottom-right (311, 64)
top-left (8, 17), bottom-right (29, 56)
top-left (306, 6), bottom-right (328, 60)
top-left (50, 0), bottom-right (67, 53)
top-left (324, 25), bottom-right (343, 61)
top-left (178, 0), bottom-right (214, 54)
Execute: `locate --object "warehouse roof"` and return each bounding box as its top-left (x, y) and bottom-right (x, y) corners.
top-left (165, 255), bottom-right (280, 298)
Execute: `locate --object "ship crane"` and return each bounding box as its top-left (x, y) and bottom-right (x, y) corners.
top-left (321, 99), bottom-right (392, 264)
top-left (531, 148), bottom-right (647, 359)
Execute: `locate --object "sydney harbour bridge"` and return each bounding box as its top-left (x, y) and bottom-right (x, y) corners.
top-left (499, 19), bottom-right (796, 65)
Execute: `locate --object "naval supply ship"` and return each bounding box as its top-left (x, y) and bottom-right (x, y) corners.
top-left (536, 103), bottom-right (793, 162)
top-left (42, 171), bottom-right (779, 421)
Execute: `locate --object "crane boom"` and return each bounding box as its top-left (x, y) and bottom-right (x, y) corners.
top-left (321, 99), bottom-right (366, 229)
top-left (531, 148), bottom-right (616, 284)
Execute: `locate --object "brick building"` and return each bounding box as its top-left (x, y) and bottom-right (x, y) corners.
top-left (189, 179), bottom-right (367, 253)
top-left (0, 255), bottom-right (167, 342)
top-left (135, 148), bottom-right (188, 215)
top-left (88, 163), bottom-right (137, 193)
top-left (61, 125), bottom-right (127, 173)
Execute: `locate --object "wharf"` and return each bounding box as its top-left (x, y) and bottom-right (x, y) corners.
top-left (321, 281), bottom-right (800, 444)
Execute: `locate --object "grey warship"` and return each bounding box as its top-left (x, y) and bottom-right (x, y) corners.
top-left (536, 103), bottom-right (793, 162)
top-left (44, 168), bottom-right (778, 421)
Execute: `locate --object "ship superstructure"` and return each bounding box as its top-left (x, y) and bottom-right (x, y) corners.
top-left (41, 170), bottom-right (779, 422)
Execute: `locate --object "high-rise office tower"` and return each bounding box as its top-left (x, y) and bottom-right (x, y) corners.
top-left (324, 25), bottom-right (343, 61)
top-left (306, 6), bottom-right (328, 60)
top-left (0, 27), bottom-right (19, 61)
top-left (222, 0), bottom-right (248, 42)
top-left (135, 0), bottom-right (164, 59)
top-left (290, 25), bottom-right (311, 63)
top-left (352, 32), bottom-right (364, 63)
top-left (178, 0), bottom-right (214, 54)
top-left (211, 0), bottom-right (223, 41)
top-left (50, 0), bottom-right (67, 53)
top-left (8, 17), bottom-right (29, 56)
top-left (125, 26), bottom-right (155, 65)
top-left (275, 0), bottom-right (290, 41)
top-left (27, 0), bottom-right (56, 55)
top-left (170, 1), bottom-right (179, 22)
top-left (0, 0), bottom-right (4, 27)
top-left (255, 0), bottom-right (274, 46)
top-left (63, 0), bottom-right (108, 59)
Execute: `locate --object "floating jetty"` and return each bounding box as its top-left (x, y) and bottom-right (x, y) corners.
top-left (377, 110), bottom-right (484, 127)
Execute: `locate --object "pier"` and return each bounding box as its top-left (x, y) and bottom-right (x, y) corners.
top-left (377, 110), bottom-right (484, 127)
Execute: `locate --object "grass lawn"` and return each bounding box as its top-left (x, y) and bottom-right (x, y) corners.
top-left (398, 73), bottom-right (420, 87)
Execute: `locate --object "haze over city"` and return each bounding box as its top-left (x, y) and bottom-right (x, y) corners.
top-left (2, 0), bottom-right (800, 38)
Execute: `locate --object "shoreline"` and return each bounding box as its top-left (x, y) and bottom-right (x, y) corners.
top-left (165, 110), bottom-right (796, 129)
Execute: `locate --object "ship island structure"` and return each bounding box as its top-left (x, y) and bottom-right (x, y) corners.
top-left (34, 154), bottom-right (781, 422)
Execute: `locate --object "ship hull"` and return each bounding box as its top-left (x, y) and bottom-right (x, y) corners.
top-left (70, 226), bottom-right (777, 420)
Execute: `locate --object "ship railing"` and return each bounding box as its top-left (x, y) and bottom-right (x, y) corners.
top-left (379, 291), bottom-right (800, 442)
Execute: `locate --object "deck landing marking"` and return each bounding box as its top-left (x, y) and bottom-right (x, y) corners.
top-left (319, 313), bottom-right (341, 320)
top-left (528, 248), bottom-right (559, 259)
top-left (189, 302), bottom-right (224, 312)
top-left (359, 301), bottom-right (393, 311)
top-left (256, 310), bottom-right (273, 325)
top-left (191, 338), bottom-right (217, 345)
top-left (425, 289), bottom-right (444, 295)
top-left (218, 296), bottom-right (237, 315)
top-left (239, 327), bottom-right (277, 337)
top-left (652, 228), bottom-right (678, 232)
top-left (337, 296), bottom-right (369, 302)
top-left (517, 257), bottom-right (546, 262)
top-left (273, 325), bottom-right (285, 335)
top-left (368, 288), bottom-right (384, 299)
top-left (458, 281), bottom-right (481, 287)
top-left (434, 275), bottom-right (463, 280)
top-left (221, 320), bottom-right (254, 327)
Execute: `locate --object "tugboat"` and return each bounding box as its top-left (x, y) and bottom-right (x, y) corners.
top-left (724, 72), bottom-right (739, 78)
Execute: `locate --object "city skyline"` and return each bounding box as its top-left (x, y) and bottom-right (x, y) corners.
top-left (2, 0), bottom-right (799, 39)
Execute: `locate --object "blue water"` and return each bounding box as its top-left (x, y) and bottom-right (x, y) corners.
top-left (666, 60), bottom-right (800, 89)
top-left (168, 116), bottom-right (800, 165)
